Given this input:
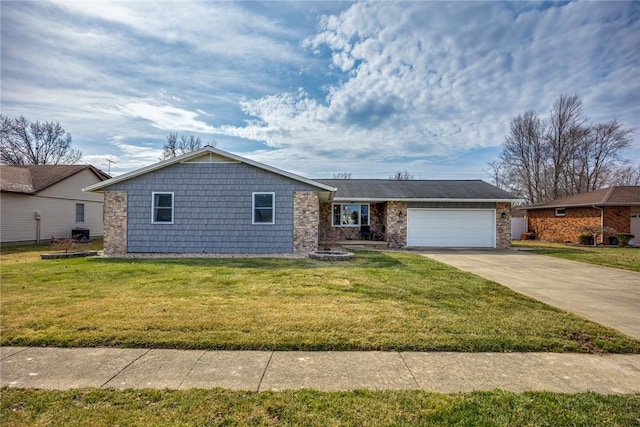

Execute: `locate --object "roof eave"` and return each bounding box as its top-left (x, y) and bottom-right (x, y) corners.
top-left (525, 201), bottom-right (640, 210)
top-left (332, 197), bottom-right (525, 203)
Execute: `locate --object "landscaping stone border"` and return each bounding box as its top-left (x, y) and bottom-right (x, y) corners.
top-left (309, 251), bottom-right (355, 261)
top-left (40, 251), bottom-right (99, 260)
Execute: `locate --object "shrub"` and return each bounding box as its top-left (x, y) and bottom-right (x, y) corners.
top-left (578, 234), bottom-right (594, 245)
top-left (616, 233), bottom-right (635, 247)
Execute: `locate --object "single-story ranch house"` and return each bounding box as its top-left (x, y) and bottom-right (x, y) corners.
top-left (524, 186), bottom-right (640, 245)
top-left (85, 146), bottom-right (521, 256)
top-left (1, 165), bottom-right (110, 244)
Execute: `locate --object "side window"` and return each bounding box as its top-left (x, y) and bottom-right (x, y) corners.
top-left (253, 192), bottom-right (274, 224)
top-left (75, 203), bottom-right (85, 223)
top-left (152, 192), bottom-right (174, 224)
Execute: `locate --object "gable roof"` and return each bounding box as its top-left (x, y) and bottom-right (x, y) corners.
top-left (525, 186), bottom-right (640, 210)
top-left (84, 146), bottom-right (337, 193)
top-left (0, 165), bottom-right (110, 195)
top-left (316, 179), bottom-right (522, 202)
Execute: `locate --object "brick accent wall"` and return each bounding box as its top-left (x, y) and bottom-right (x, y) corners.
top-left (293, 191), bottom-right (319, 254)
top-left (527, 205), bottom-right (632, 244)
top-left (604, 206), bottom-right (630, 233)
top-left (496, 202), bottom-right (511, 248)
top-left (527, 207), bottom-right (601, 243)
top-left (104, 191), bottom-right (128, 257)
top-left (385, 201), bottom-right (407, 248)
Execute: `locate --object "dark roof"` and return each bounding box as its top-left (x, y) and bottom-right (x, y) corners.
top-left (525, 186), bottom-right (640, 209)
top-left (0, 165), bottom-right (110, 194)
top-left (315, 179), bottom-right (520, 201)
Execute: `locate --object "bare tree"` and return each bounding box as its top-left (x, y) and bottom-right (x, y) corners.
top-left (0, 115), bottom-right (81, 165)
top-left (611, 162), bottom-right (640, 186)
top-left (162, 133), bottom-right (204, 159)
top-left (570, 120), bottom-right (632, 192)
top-left (332, 172), bottom-right (352, 179)
top-left (498, 110), bottom-right (548, 203)
top-left (389, 170), bottom-right (414, 180)
top-left (490, 94), bottom-right (634, 204)
top-left (546, 94), bottom-right (589, 199)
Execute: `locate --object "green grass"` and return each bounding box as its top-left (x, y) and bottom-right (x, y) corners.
top-left (512, 240), bottom-right (640, 272)
top-left (2, 245), bottom-right (638, 353)
top-left (1, 388), bottom-right (638, 426)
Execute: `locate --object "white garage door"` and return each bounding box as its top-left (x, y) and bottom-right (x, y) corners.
top-left (407, 209), bottom-right (496, 248)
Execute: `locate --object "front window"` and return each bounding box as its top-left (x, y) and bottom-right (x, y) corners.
top-left (152, 192), bottom-right (174, 224)
top-left (332, 203), bottom-right (370, 226)
top-left (253, 192), bottom-right (274, 224)
top-left (555, 208), bottom-right (566, 217)
top-left (75, 203), bottom-right (85, 223)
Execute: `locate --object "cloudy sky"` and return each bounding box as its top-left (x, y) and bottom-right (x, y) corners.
top-left (2, 1), bottom-right (638, 179)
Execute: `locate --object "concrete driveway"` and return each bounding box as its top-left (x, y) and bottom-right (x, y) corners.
top-left (418, 249), bottom-right (640, 339)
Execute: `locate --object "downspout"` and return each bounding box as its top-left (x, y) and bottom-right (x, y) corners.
top-left (592, 205), bottom-right (603, 246)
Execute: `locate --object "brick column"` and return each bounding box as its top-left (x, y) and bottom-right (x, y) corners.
top-left (496, 202), bottom-right (511, 249)
top-left (104, 191), bottom-right (128, 257)
top-left (293, 191), bottom-right (319, 254)
top-left (385, 201), bottom-right (407, 248)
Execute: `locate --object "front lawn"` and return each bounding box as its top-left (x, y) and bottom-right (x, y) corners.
top-left (512, 240), bottom-right (640, 272)
top-left (1, 246), bottom-right (638, 353)
top-left (1, 388), bottom-right (638, 426)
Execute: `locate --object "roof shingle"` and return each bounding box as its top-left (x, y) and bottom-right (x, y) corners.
top-left (524, 186), bottom-right (640, 209)
top-left (0, 165), bottom-right (109, 194)
top-left (315, 179), bottom-right (520, 201)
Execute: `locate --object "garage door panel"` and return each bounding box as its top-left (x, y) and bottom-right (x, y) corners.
top-left (407, 209), bottom-right (495, 248)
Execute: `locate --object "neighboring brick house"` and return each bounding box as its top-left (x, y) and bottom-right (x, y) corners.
top-left (86, 146), bottom-right (521, 256)
top-left (1, 165), bottom-right (110, 244)
top-left (524, 186), bottom-right (640, 245)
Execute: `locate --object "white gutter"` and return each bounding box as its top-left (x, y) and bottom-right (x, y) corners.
top-left (332, 197), bottom-right (525, 203)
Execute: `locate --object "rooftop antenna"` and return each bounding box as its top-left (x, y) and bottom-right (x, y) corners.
top-left (106, 159), bottom-right (116, 175)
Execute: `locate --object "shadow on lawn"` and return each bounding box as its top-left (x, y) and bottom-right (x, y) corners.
top-left (89, 250), bottom-right (407, 270)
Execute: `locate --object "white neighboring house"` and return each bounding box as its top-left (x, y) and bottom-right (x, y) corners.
top-left (0, 165), bottom-right (110, 244)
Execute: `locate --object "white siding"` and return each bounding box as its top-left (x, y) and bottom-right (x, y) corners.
top-left (1, 169), bottom-right (105, 243)
top-left (511, 217), bottom-right (527, 240)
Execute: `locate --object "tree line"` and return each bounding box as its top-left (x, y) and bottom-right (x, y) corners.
top-left (0, 114), bottom-right (214, 165)
top-left (488, 94), bottom-right (637, 204)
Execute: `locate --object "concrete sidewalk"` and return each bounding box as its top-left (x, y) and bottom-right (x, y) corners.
top-left (1, 347), bottom-right (639, 394)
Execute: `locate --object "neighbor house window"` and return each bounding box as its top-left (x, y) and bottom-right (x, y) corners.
top-left (75, 203), bottom-right (85, 223)
top-left (332, 204), bottom-right (369, 226)
top-left (152, 192), bottom-right (174, 224)
top-left (253, 192), bottom-right (274, 224)
top-left (555, 208), bottom-right (566, 217)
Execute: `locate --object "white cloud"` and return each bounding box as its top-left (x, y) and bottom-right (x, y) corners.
top-left (2, 1), bottom-right (638, 179)
top-left (212, 1), bottom-right (640, 173)
top-left (117, 101), bottom-right (217, 134)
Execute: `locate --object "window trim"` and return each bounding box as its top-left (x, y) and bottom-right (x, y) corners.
top-left (75, 203), bottom-right (85, 223)
top-left (252, 192), bottom-right (275, 225)
top-left (555, 207), bottom-right (566, 217)
top-left (151, 192), bottom-right (174, 224)
top-left (332, 203), bottom-right (370, 227)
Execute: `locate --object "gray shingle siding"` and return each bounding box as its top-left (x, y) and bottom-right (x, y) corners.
top-left (103, 162), bottom-right (319, 253)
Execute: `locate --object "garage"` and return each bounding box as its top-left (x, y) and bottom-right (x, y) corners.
top-left (407, 209), bottom-right (496, 248)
